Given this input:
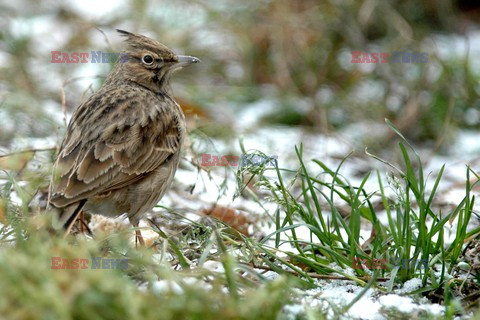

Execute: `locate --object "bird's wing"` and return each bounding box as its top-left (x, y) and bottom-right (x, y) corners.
top-left (49, 87), bottom-right (183, 207)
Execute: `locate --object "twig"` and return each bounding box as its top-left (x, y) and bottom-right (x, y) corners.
top-left (61, 80), bottom-right (68, 128)
top-left (251, 264), bottom-right (389, 282)
top-left (95, 27), bottom-right (115, 52)
top-left (0, 147), bottom-right (56, 158)
top-left (182, 155), bottom-right (210, 173)
top-left (60, 75), bottom-right (105, 127)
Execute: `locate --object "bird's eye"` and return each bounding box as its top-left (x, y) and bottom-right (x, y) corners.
top-left (142, 54), bottom-right (154, 65)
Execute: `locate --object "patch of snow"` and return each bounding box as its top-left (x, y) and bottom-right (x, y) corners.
top-left (395, 278), bottom-right (422, 294)
top-left (202, 260), bottom-right (225, 273)
top-left (152, 280), bottom-right (183, 295)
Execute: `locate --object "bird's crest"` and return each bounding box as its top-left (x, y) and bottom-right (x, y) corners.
top-left (116, 29), bottom-right (171, 54)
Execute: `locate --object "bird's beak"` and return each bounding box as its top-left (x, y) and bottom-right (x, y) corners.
top-left (175, 55), bottom-right (200, 67)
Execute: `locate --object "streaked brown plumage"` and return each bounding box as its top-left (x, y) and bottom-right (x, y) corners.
top-left (48, 30), bottom-right (199, 244)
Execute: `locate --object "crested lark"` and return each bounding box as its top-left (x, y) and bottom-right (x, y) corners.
top-left (49, 30), bottom-right (199, 245)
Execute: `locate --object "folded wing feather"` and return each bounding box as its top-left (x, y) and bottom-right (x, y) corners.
top-left (50, 93), bottom-right (180, 208)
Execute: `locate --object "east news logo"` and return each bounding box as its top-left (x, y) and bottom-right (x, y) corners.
top-left (51, 257), bottom-right (128, 269)
top-left (351, 51), bottom-right (428, 64)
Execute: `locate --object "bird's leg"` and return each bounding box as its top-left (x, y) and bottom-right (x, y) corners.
top-left (136, 229), bottom-right (146, 247)
top-left (79, 211), bottom-right (85, 233)
top-left (130, 219), bottom-right (145, 247)
top-left (78, 211), bottom-right (93, 236)
top-left (63, 199), bottom-right (87, 239)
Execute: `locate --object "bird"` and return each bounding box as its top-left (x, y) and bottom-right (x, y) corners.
top-left (48, 29), bottom-right (199, 245)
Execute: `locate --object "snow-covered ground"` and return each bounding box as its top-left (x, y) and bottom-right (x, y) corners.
top-left (2, 107), bottom-right (479, 319)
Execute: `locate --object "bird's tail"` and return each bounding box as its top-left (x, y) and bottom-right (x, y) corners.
top-left (48, 199), bottom-right (88, 235)
top-left (63, 199), bottom-right (87, 233)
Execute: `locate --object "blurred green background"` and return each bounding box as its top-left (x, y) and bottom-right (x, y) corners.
top-left (1, 0), bottom-right (479, 152)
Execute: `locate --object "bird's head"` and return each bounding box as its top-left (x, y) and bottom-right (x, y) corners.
top-left (107, 29), bottom-right (199, 93)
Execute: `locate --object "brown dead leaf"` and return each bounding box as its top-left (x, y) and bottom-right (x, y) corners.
top-left (176, 96), bottom-right (208, 119)
top-left (0, 198), bottom-right (6, 224)
top-left (201, 205), bottom-right (251, 236)
top-left (0, 151), bottom-right (34, 172)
